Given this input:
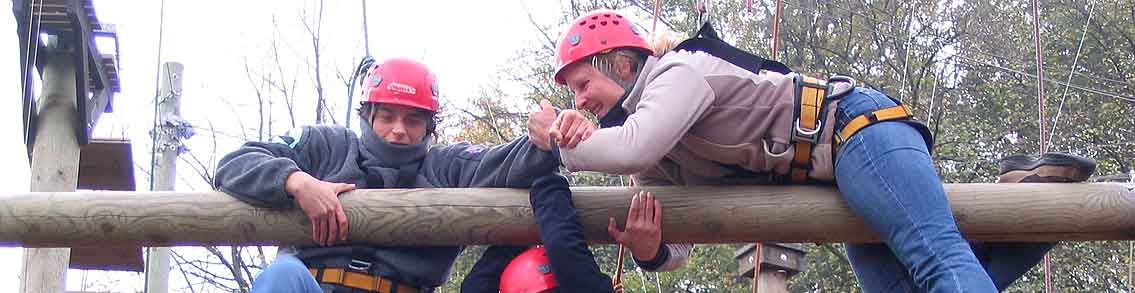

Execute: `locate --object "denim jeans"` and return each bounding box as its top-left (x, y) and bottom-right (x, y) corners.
top-left (833, 87), bottom-right (999, 292)
top-left (250, 254), bottom-right (323, 293)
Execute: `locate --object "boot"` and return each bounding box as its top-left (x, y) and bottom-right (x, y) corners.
top-left (998, 152), bottom-right (1097, 183)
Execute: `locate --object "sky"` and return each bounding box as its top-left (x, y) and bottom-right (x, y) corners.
top-left (0, 0), bottom-right (569, 291)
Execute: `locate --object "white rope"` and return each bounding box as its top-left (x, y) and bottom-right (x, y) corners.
top-left (22, 0), bottom-right (44, 148)
top-left (1047, 3), bottom-right (1095, 149)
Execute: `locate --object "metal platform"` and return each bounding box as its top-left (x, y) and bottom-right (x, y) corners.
top-left (15, 0), bottom-right (121, 155)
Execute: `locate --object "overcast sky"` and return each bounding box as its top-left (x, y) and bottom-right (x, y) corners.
top-left (0, 0), bottom-right (571, 290)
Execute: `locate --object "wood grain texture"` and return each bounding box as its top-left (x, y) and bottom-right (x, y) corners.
top-left (0, 183), bottom-right (1133, 247)
top-left (23, 51), bottom-right (79, 293)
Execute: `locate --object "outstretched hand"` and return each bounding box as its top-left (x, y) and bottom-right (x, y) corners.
top-left (608, 191), bottom-right (663, 261)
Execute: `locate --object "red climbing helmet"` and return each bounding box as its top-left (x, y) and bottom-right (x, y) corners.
top-left (362, 57), bottom-right (439, 112)
top-left (554, 9), bottom-right (654, 84)
top-left (500, 246), bottom-right (559, 293)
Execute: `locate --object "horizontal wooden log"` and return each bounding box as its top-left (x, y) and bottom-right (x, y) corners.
top-left (0, 183), bottom-right (1133, 247)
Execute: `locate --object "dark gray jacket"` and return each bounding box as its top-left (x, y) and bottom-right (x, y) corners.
top-left (214, 122), bottom-right (559, 288)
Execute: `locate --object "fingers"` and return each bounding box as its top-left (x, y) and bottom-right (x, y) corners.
top-left (551, 112), bottom-right (565, 142)
top-left (336, 202), bottom-right (349, 242)
top-left (335, 183), bottom-right (356, 194)
top-left (565, 119), bottom-right (586, 148)
top-left (608, 217), bottom-right (623, 241)
top-left (653, 197), bottom-right (663, 225)
top-left (313, 215), bottom-right (326, 245)
top-left (540, 99), bottom-right (554, 112)
top-left (642, 192), bottom-right (654, 223)
top-left (626, 192), bottom-right (642, 223)
top-left (582, 124), bottom-right (595, 141)
top-left (311, 216), bottom-right (321, 245)
top-left (325, 210), bottom-right (337, 246)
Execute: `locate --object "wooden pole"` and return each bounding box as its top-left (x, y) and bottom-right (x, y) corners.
top-left (21, 51), bottom-right (79, 293)
top-left (145, 62), bottom-right (182, 293)
top-left (0, 183), bottom-right (1132, 247)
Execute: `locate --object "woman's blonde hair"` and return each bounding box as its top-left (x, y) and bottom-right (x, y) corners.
top-left (647, 30), bottom-right (688, 57)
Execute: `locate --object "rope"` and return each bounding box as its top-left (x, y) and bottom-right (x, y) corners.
top-left (751, 243), bottom-right (763, 293)
top-left (772, 0), bottom-right (1134, 104)
top-left (613, 245), bottom-right (626, 290)
top-left (897, 2), bottom-right (914, 102)
top-left (361, 0), bottom-right (370, 55)
top-left (1047, 3), bottom-right (1094, 149)
top-left (144, 2), bottom-right (169, 292)
top-left (22, 0), bottom-right (44, 150)
top-left (148, 0), bottom-right (169, 194)
top-left (347, 0), bottom-right (373, 127)
top-left (1031, 0), bottom-right (1048, 155)
top-left (1029, 0), bottom-right (1052, 290)
top-left (953, 55), bottom-right (1135, 104)
top-left (770, 0), bottom-right (782, 60)
top-left (652, 0), bottom-right (661, 33)
top-left (755, 2), bottom-right (781, 287)
top-left (345, 56), bottom-right (375, 127)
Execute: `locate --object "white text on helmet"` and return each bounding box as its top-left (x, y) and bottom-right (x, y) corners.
top-left (387, 82), bottom-right (417, 95)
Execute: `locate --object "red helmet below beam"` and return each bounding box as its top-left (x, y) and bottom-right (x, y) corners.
top-left (500, 246), bottom-right (559, 293)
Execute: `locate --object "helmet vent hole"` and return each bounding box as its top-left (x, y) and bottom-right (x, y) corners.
top-left (579, 21), bottom-right (587, 25)
top-left (600, 21), bottom-right (607, 26)
top-left (603, 14), bottom-right (611, 18)
top-left (617, 14), bottom-right (623, 18)
top-left (589, 24), bottom-right (596, 29)
top-left (613, 20), bottom-right (620, 25)
top-left (591, 16), bottom-right (598, 20)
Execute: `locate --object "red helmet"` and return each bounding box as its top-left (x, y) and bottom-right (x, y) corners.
top-left (362, 57), bottom-right (439, 112)
top-left (500, 247), bottom-right (559, 293)
top-left (554, 9), bottom-right (654, 84)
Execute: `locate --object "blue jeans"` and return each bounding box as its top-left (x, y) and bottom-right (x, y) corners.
top-left (834, 88), bottom-right (1000, 292)
top-left (250, 254), bottom-right (323, 293)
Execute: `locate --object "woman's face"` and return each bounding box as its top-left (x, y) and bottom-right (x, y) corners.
top-left (560, 62), bottom-right (627, 119)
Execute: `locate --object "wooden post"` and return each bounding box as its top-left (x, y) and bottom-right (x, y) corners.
top-left (22, 51), bottom-right (79, 293)
top-left (737, 243), bottom-right (805, 292)
top-left (145, 62), bottom-right (183, 293)
top-left (0, 183), bottom-right (1132, 247)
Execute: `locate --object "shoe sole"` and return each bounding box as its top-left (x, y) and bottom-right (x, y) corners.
top-left (999, 153), bottom-right (1097, 180)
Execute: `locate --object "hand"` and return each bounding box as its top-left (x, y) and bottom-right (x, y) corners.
top-left (527, 99), bottom-right (558, 151)
top-left (552, 109), bottom-right (596, 149)
top-left (285, 171), bottom-right (355, 246)
top-left (608, 191), bottom-right (663, 261)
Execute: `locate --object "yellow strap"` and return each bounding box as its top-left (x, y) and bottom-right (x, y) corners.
top-left (309, 268), bottom-right (417, 293)
top-left (791, 77), bottom-right (827, 183)
top-left (837, 105), bottom-right (914, 144)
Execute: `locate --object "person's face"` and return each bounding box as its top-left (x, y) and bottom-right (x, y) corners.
top-left (561, 62), bottom-right (627, 118)
top-left (370, 103), bottom-right (430, 144)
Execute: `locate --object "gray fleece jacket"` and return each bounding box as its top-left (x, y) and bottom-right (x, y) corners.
top-left (213, 120), bottom-right (559, 288)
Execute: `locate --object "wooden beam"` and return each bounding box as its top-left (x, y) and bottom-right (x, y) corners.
top-left (23, 50), bottom-right (79, 293)
top-left (0, 183), bottom-right (1132, 247)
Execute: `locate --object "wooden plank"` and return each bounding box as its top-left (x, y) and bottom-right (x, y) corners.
top-left (72, 138), bottom-right (140, 272)
top-left (76, 139), bottom-right (134, 191)
top-left (0, 183), bottom-right (1131, 247)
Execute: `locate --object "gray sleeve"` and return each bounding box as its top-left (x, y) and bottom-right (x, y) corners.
top-left (426, 136), bottom-right (560, 188)
top-left (213, 126), bottom-right (357, 208)
top-left (560, 62), bottom-right (716, 174)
